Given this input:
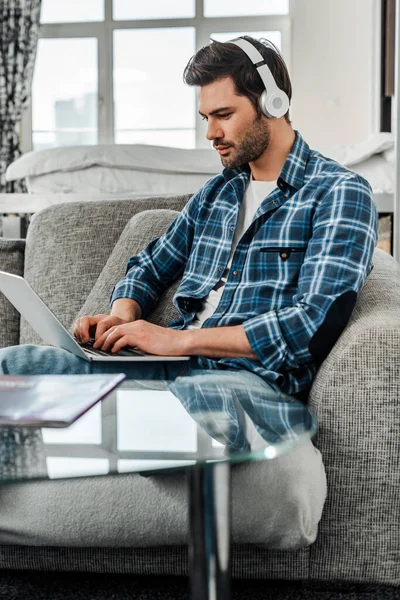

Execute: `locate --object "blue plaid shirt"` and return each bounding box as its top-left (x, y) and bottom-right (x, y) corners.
top-left (111, 131), bottom-right (378, 396)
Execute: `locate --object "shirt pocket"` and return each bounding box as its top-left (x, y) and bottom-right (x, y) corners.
top-left (259, 246), bottom-right (307, 284)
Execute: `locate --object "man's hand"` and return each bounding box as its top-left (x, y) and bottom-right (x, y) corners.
top-left (93, 320), bottom-right (189, 356)
top-left (76, 315), bottom-right (256, 359)
top-left (73, 314), bottom-right (130, 345)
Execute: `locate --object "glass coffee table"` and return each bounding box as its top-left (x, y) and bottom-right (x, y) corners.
top-left (0, 372), bottom-right (317, 600)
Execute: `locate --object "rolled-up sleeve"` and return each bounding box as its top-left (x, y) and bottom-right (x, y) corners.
top-left (243, 174), bottom-right (379, 371)
top-left (110, 191), bottom-right (200, 317)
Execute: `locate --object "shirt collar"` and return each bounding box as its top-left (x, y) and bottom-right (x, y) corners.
top-left (278, 130), bottom-right (310, 193)
top-left (222, 130), bottom-right (310, 196)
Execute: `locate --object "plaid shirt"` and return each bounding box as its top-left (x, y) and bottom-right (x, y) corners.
top-left (111, 131), bottom-right (378, 396)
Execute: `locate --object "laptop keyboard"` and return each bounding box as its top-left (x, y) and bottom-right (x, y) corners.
top-left (81, 338), bottom-right (147, 358)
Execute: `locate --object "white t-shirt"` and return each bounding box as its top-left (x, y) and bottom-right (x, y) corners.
top-left (186, 178), bottom-right (277, 330)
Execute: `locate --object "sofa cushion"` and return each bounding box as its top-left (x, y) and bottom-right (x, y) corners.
top-left (0, 439), bottom-right (325, 553)
top-left (20, 196), bottom-right (189, 346)
top-left (0, 239), bottom-right (25, 347)
top-left (72, 209), bottom-right (182, 331)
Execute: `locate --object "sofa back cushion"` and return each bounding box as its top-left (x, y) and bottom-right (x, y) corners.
top-left (0, 239), bottom-right (25, 348)
top-left (20, 196), bottom-right (189, 345)
top-left (72, 209), bottom-right (182, 330)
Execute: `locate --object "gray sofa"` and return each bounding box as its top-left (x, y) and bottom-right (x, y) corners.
top-left (0, 195), bottom-right (398, 586)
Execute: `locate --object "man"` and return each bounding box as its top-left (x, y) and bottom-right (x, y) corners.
top-left (0, 35), bottom-right (377, 547)
top-left (0, 37), bottom-right (378, 397)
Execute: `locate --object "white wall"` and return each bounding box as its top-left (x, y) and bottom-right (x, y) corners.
top-left (289, 0), bottom-right (380, 148)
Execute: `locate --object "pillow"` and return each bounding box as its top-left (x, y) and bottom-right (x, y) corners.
top-left (315, 132), bottom-right (394, 167)
top-left (5, 144), bottom-right (221, 181)
top-left (72, 209), bottom-right (182, 332)
top-left (0, 239), bottom-right (25, 347)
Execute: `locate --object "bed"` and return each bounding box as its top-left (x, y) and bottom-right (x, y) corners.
top-left (1, 134), bottom-right (395, 250)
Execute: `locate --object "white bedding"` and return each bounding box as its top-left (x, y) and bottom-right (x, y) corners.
top-left (6, 143), bottom-right (221, 195)
top-left (24, 166), bottom-right (214, 195)
top-left (347, 155), bottom-right (394, 194)
top-left (5, 133), bottom-right (395, 196)
top-left (316, 133), bottom-right (394, 194)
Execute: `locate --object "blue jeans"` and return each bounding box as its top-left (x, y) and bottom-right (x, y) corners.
top-left (0, 344), bottom-right (192, 380)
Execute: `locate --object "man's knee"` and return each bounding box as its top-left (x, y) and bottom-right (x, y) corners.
top-left (0, 344), bottom-right (89, 376)
top-left (0, 344), bottom-right (33, 375)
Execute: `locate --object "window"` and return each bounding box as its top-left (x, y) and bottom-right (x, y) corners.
top-left (32, 38), bottom-right (98, 150)
top-left (113, 0), bottom-right (195, 20)
top-left (113, 27), bottom-right (196, 147)
top-left (41, 0), bottom-right (104, 23)
top-left (26, 0), bottom-right (290, 150)
top-left (203, 0), bottom-right (289, 17)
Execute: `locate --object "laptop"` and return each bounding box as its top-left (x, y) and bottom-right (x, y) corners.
top-left (0, 271), bottom-right (190, 362)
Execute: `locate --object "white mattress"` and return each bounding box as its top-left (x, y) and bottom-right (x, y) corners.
top-left (24, 154), bottom-right (395, 196)
top-left (24, 167), bottom-right (214, 195)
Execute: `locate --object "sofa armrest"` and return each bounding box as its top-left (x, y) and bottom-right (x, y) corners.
top-left (0, 238), bottom-right (25, 347)
top-left (307, 248), bottom-right (400, 583)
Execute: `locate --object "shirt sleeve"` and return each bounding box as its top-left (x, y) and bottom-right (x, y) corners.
top-left (243, 174), bottom-right (379, 371)
top-left (110, 190), bottom-right (201, 317)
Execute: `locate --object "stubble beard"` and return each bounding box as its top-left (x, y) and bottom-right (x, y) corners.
top-left (219, 114), bottom-right (271, 169)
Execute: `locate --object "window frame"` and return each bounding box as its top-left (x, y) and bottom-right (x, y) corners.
top-left (21, 0), bottom-right (291, 151)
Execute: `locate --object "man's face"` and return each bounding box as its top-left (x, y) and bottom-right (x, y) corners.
top-left (198, 76), bottom-right (271, 168)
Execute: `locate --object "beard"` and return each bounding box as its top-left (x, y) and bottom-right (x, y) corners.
top-left (216, 114), bottom-right (271, 169)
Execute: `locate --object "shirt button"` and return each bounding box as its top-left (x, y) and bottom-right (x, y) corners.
top-left (220, 306), bottom-right (225, 310)
top-left (230, 226), bottom-right (235, 232)
top-left (218, 267), bottom-right (223, 272)
top-left (281, 253), bottom-right (288, 259)
top-left (273, 200), bottom-right (279, 204)
top-left (233, 270), bottom-right (238, 275)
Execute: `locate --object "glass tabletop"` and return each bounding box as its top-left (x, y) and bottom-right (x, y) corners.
top-left (0, 372), bottom-right (317, 483)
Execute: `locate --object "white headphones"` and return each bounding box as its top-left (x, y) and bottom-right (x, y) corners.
top-left (229, 37), bottom-right (290, 119)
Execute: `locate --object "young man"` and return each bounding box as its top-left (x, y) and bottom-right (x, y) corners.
top-left (0, 37), bottom-right (378, 401)
top-left (0, 35), bottom-right (378, 547)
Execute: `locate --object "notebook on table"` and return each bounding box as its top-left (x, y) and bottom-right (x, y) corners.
top-left (0, 373), bottom-right (125, 427)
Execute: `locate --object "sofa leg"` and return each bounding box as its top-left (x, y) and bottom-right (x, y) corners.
top-left (188, 461), bottom-right (231, 600)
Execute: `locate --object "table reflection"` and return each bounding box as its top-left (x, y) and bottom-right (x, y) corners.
top-left (168, 371), bottom-right (315, 453)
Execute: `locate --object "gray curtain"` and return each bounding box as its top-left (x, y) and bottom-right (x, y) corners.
top-left (0, 0), bottom-right (42, 193)
top-left (385, 0), bottom-right (395, 97)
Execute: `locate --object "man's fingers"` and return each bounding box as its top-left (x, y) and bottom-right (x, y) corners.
top-left (74, 316), bottom-right (90, 343)
top-left (93, 325), bottom-right (117, 349)
top-left (111, 335), bottom-right (131, 353)
top-left (94, 320), bottom-right (110, 341)
top-left (94, 317), bottom-right (119, 341)
top-left (74, 314), bottom-right (104, 343)
top-left (95, 325), bottom-right (127, 351)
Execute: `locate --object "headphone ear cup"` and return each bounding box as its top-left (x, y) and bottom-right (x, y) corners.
top-left (259, 90), bottom-right (289, 119)
top-left (259, 91), bottom-right (271, 117)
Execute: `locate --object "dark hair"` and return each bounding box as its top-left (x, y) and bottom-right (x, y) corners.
top-left (183, 36), bottom-right (292, 124)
